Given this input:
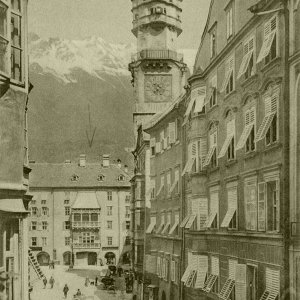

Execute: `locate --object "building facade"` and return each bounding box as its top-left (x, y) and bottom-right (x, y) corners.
top-left (181, 0), bottom-right (290, 299)
top-left (0, 0), bottom-right (32, 299)
top-left (129, 0), bottom-right (187, 137)
top-left (143, 96), bottom-right (185, 300)
top-left (28, 155), bottom-right (131, 267)
top-left (288, 0), bottom-right (300, 299)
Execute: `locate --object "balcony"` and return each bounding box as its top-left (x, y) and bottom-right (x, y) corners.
top-left (71, 222), bottom-right (101, 229)
top-left (72, 242), bottom-right (101, 249)
top-left (131, 49), bottom-right (183, 63)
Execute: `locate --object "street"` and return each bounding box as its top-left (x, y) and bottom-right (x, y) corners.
top-left (30, 266), bottom-right (133, 300)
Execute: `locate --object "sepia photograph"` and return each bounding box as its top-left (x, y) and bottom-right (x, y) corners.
top-left (0, 0), bottom-right (299, 299)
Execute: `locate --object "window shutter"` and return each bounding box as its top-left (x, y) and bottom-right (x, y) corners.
top-left (199, 138), bottom-right (207, 169)
top-left (245, 180), bottom-right (257, 231)
top-left (156, 141), bottom-right (161, 153)
top-left (266, 267), bottom-right (280, 295)
top-left (171, 261), bottom-right (176, 282)
top-left (193, 87), bottom-right (207, 113)
top-left (169, 122), bottom-right (176, 144)
top-left (150, 138), bottom-right (156, 148)
top-left (237, 36), bottom-right (255, 79)
top-left (235, 264), bottom-right (247, 300)
top-left (228, 259), bottom-right (238, 279)
top-left (194, 255), bottom-right (208, 289)
top-left (160, 131), bottom-right (164, 149)
top-left (258, 182), bottom-right (266, 231)
top-left (211, 256), bottom-right (219, 276)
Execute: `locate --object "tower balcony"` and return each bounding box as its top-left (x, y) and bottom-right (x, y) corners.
top-left (132, 14), bottom-right (182, 36)
top-left (71, 221), bottom-right (101, 229)
top-left (131, 49), bottom-right (183, 63)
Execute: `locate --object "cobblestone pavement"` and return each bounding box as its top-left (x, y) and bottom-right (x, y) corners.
top-left (30, 266), bottom-right (133, 300)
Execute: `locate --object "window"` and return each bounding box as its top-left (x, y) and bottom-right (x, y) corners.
top-left (170, 169), bottom-right (179, 194)
top-left (71, 174), bottom-right (79, 181)
top-left (182, 142), bottom-right (197, 176)
top-left (125, 206), bottom-right (130, 218)
top-left (218, 111), bottom-right (235, 160)
top-left (107, 221), bottom-right (112, 229)
top-left (244, 178), bottom-right (257, 231)
top-left (41, 207), bottom-right (48, 216)
top-left (11, 10), bottom-right (22, 81)
top-left (107, 206), bottom-right (112, 216)
top-left (166, 172), bottom-right (171, 196)
top-left (118, 175), bottom-right (125, 181)
top-left (221, 55), bottom-right (234, 95)
top-left (221, 184), bottom-right (238, 229)
top-left (237, 36), bottom-right (255, 80)
top-left (126, 221), bottom-right (130, 230)
top-left (31, 207), bottom-right (37, 216)
top-left (150, 137), bottom-right (156, 156)
top-left (257, 16), bottom-right (278, 64)
top-left (146, 216), bottom-right (156, 234)
top-left (237, 103), bottom-right (256, 152)
top-left (65, 207), bottom-right (70, 216)
top-left (42, 237), bottom-right (47, 246)
top-left (82, 213), bottom-right (89, 221)
top-left (219, 259), bottom-right (237, 299)
top-left (107, 191), bottom-right (112, 201)
top-left (203, 124), bottom-right (218, 168)
top-left (64, 221), bottom-right (70, 230)
top-left (208, 76), bottom-right (217, 108)
top-left (31, 221), bottom-right (37, 231)
top-left (0, 2), bottom-right (8, 74)
top-left (65, 237), bottom-right (70, 246)
top-left (184, 87), bottom-right (206, 123)
top-left (64, 199), bottom-right (69, 205)
top-left (226, 2), bottom-right (234, 39)
top-left (156, 175), bottom-right (164, 197)
top-left (42, 221), bottom-right (48, 230)
top-left (125, 195), bottom-right (130, 203)
top-left (31, 237), bottom-right (37, 246)
top-left (150, 179), bottom-right (156, 199)
top-left (107, 237), bottom-right (112, 246)
top-left (169, 122), bottom-right (176, 144)
top-left (91, 213), bottom-right (98, 221)
top-left (203, 256), bottom-right (219, 293)
top-left (97, 174), bottom-right (105, 181)
top-left (74, 213), bottom-right (81, 222)
top-left (125, 236), bottom-right (130, 245)
top-left (41, 200), bottom-right (46, 205)
top-left (254, 86), bottom-right (279, 144)
top-left (205, 189), bottom-right (219, 229)
top-left (31, 200), bottom-right (36, 205)
top-left (210, 25), bottom-right (217, 58)
top-left (260, 268), bottom-right (280, 300)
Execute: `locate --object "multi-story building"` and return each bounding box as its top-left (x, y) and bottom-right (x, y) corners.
top-left (28, 155), bottom-right (132, 267)
top-left (129, 0), bottom-right (187, 137)
top-left (0, 0), bottom-right (32, 299)
top-left (143, 95), bottom-right (185, 300)
top-left (289, 0), bottom-right (300, 299)
top-left (180, 0), bottom-right (290, 299)
top-left (129, 1), bottom-right (188, 299)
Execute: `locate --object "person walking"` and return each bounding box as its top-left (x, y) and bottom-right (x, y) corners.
top-left (85, 276), bottom-right (90, 287)
top-left (95, 276), bottom-right (98, 286)
top-left (43, 277), bottom-right (47, 289)
top-left (49, 276), bottom-right (55, 289)
top-left (63, 284), bottom-right (69, 299)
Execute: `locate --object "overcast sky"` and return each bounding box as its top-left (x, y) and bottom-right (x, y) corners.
top-left (28, 0), bottom-right (210, 50)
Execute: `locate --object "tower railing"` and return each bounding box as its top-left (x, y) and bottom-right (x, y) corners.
top-left (131, 49), bottom-right (183, 62)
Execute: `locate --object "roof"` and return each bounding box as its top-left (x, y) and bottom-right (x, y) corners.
top-left (29, 163), bottom-right (131, 189)
top-left (143, 94), bottom-right (185, 131)
top-left (72, 192), bottom-right (100, 209)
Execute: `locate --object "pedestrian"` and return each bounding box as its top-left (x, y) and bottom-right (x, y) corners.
top-left (43, 277), bottom-right (47, 289)
top-left (63, 284), bottom-right (69, 299)
top-left (95, 276), bottom-right (98, 286)
top-left (49, 276), bottom-right (55, 289)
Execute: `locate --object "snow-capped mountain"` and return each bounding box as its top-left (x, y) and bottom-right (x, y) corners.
top-left (29, 33), bottom-right (135, 84)
top-left (28, 33), bottom-right (196, 164)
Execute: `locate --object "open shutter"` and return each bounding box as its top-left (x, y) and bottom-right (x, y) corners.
top-left (194, 255), bottom-right (208, 289)
top-left (237, 36), bottom-right (254, 79)
top-left (235, 264), bottom-right (247, 300)
top-left (218, 119), bottom-right (235, 158)
top-left (169, 122), bottom-right (176, 144)
top-left (199, 138), bottom-right (207, 169)
top-left (171, 261), bottom-right (176, 282)
top-left (221, 187), bottom-right (237, 227)
top-left (266, 267), bottom-right (280, 296)
top-left (258, 182), bottom-right (266, 231)
top-left (221, 55), bottom-right (234, 93)
top-left (193, 87), bottom-right (207, 113)
top-left (245, 180), bottom-right (257, 230)
top-left (257, 16), bottom-right (277, 63)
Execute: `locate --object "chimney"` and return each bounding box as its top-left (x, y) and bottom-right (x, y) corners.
top-left (124, 164), bottom-right (128, 173)
top-left (65, 160), bottom-right (71, 164)
top-left (117, 159), bottom-right (122, 168)
top-left (79, 154), bottom-right (86, 167)
top-left (102, 154), bottom-right (110, 167)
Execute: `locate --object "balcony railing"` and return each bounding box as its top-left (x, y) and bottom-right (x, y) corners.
top-left (71, 221), bottom-right (101, 229)
top-left (72, 242), bottom-right (101, 249)
top-left (131, 49), bottom-right (183, 62)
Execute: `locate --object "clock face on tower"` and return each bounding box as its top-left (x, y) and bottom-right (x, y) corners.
top-left (144, 75), bottom-right (172, 103)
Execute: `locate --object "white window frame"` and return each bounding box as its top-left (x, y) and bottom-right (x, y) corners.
top-left (244, 178), bottom-right (258, 231)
